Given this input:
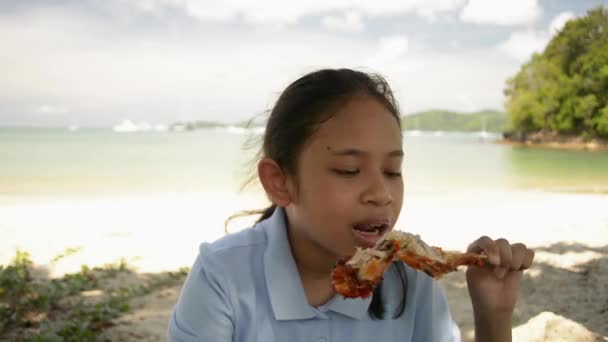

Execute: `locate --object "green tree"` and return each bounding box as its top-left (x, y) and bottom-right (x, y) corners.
top-left (504, 6), bottom-right (608, 139)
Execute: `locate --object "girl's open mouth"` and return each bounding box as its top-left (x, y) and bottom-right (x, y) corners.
top-left (352, 222), bottom-right (389, 248)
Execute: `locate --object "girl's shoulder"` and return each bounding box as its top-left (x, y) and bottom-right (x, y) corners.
top-left (195, 223), bottom-right (269, 278)
top-left (205, 223), bottom-right (268, 254)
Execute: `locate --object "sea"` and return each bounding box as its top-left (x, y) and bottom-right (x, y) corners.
top-left (1, 127), bottom-right (607, 273)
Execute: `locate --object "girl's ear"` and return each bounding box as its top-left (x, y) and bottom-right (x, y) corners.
top-left (258, 158), bottom-right (292, 207)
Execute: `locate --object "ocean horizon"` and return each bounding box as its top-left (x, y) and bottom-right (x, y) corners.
top-left (1, 127), bottom-right (607, 275)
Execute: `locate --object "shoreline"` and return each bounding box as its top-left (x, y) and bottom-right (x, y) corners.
top-left (499, 139), bottom-right (608, 151)
top-left (501, 131), bottom-right (608, 151)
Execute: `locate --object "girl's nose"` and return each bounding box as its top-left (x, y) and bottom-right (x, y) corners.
top-left (360, 174), bottom-right (393, 206)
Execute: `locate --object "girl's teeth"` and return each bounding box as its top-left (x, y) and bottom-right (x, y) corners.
top-left (355, 228), bottom-right (380, 235)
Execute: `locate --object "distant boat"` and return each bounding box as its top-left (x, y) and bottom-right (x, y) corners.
top-left (113, 120), bottom-right (139, 133)
top-left (477, 117), bottom-right (495, 139)
top-left (113, 120), bottom-right (168, 133)
top-left (407, 130), bottom-right (423, 136)
top-left (478, 131), bottom-right (493, 139)
top-left (67, 124), bottom-right (80, 132)
top-left (225, 126), bottom-right (248, 135)
top-left (407, 117), bottom-right (423, 136)
top-left (220, 125), bottom-right (264, 135)
top-left (153, 124), bottom-right (168, 132)
top-left (170, 123), bottom-right (187, 132)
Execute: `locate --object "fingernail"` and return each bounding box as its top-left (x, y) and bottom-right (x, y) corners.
top-left (490, 254), bottom-right (500, 265)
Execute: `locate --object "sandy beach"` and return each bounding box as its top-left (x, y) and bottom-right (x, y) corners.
top-left (2, 131), bottom-right (607, 341)
top-left (93, 238), bottom-right (608, 341)
top-left (2, 191), bottom-right (606, 341)
top-left (99, 242), bottom-right (608, 342)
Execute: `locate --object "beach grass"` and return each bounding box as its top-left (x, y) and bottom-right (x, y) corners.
top-left (0, 249), bottom-right (188, 341)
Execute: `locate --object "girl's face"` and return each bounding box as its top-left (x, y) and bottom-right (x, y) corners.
top-left (286, 95), bottom-right (404, 259)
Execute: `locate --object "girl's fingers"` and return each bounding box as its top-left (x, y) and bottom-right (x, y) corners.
top-left (495, 238), bottom-right (513, 269)
top-left (521, 248), bottom-right (535, 270)
top-left (467, 236), bottom-right (534, 277)
top-left (509, 243), bottom-right (528, 271)
top-left (468, 236), bottom-right (535, 273)
top-left (493, 238), bottom-right (512, 279)
top-left (467, 236), bottom-right (500, 266)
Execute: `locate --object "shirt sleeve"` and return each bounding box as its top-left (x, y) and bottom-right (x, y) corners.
top-left (168, 244), bottom-right (235, 342)
top-left (411, 278), bottom-right (462, 342)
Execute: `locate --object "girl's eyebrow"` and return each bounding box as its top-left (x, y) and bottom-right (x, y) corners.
top-left (329, 148), bottom-right (404, 157)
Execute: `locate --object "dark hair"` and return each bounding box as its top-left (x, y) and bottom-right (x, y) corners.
top-left (257, 68), bottom-right (401, 216)
top-left (256, 68), bottom-right (406, 319)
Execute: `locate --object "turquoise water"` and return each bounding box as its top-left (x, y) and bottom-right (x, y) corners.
top-left (1, 128), bottom-right (607, 269)
top-left (1, 128), bottom-right (608, 196)
top-left (403, 133), bottom-right (608, 193)
top-left (0, 128), bottom-right (255, 195)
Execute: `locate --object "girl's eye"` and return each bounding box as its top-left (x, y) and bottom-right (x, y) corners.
top-left (332, 169), bottom-right (359, 176)
top-left (385, 171), bottom-right (402, 178)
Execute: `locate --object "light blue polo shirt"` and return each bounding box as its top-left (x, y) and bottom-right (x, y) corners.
top-left (168, 208), bottom-right (461, 342)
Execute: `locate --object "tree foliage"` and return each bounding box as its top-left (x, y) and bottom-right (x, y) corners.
top-left (504, 6), bottom-right (608, 139)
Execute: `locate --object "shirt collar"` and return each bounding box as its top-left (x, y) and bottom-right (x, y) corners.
top-left (263, 207), bottom-right (371, 321)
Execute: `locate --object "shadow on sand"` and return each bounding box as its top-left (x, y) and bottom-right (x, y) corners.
top-left (441, 242), bottom-right (608, 341)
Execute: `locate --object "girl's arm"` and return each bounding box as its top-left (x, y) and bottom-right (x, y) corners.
top-left (168, 246), bottom-right (234, 342)
top-left (472, 310), bottom-right (512, 342)
top-left (465, 236), bottom-right (535, 342)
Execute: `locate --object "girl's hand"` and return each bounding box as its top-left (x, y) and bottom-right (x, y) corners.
top-left (465, 236), bottom-right (535, 315)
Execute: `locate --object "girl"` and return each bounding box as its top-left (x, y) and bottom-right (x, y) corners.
top-left (168, 69), bottom-right (535, 342)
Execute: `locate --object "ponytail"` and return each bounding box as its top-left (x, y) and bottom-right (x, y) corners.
top-left (224, 204), bottom-right (277, 233)
top-left (256, 204), bottom-right (277, 224)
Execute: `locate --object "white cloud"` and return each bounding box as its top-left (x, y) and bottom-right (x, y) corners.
top-left (353, 0), bottom-right (465, 18)
top-left (460, 0), bottom-right (541, 26)
top-left (35, 105), bottom-right (69, 116)
top-left (393, 49), bottom-right (518, 114)
top-left (181, 1), bottom-right (239, 22)
top-left (449, 39), bottom-right (461, 49)
top-left (497, 11), bottom-right (578, 61)
top-left (498, 30), bottom-right (548, 60)
top-left (0, 3), bottom-right (526, 126)
top-left (130, 0), bottom-right (158, 13)
top-left (128, 0), bottom-right (466, 24)
top-left (321, 10), bottom-right (364, 32)
top-left (0, 7), bottom-right (373, 125)
top-left (410, 0), bottom-right (466, 21)
top-left (365, 35), bottom-right (428, 76)
top-left (549, 11), bottom-right (576, 34)
top-left (373, 35), bottom-right (410, 62)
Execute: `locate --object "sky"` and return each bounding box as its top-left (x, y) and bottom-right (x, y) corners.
top-left (1, 0), bottom-right (606, 127)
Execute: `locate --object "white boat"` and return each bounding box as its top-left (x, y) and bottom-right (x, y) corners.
top-left (170, 123), bottom-right (187, 132)
top-left (476, 117), bottom-right (498, 140)
top-left (405, 130), bottom-right (423, 136)
top-left (405, 116), bottom-right (423, 136)
top-left (225, 126), bottom-right (248, 135)
top-left (153, 124), bottom-right (168, 132)
top-left (113, 120), bottom-right (139, 133)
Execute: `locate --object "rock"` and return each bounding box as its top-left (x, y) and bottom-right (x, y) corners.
top-left (512, 311), bottom-right (605, 342)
